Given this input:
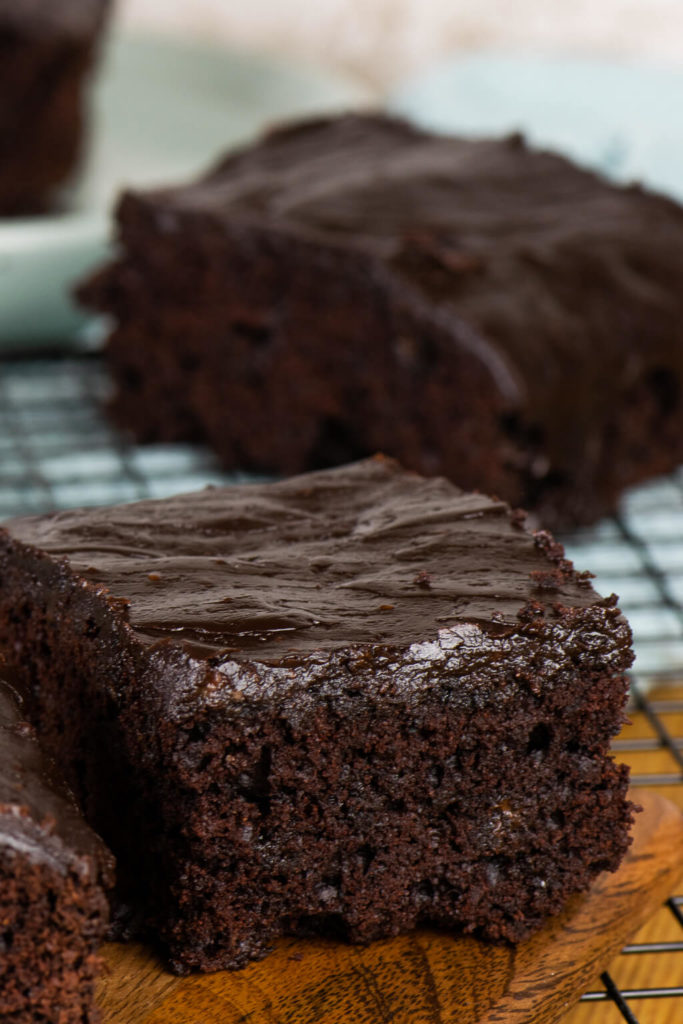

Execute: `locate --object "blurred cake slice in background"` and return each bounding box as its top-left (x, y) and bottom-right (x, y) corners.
top-left (0, 0), bottom-right (112, 215)
top-left (79, 112), bottom-right (683, 529)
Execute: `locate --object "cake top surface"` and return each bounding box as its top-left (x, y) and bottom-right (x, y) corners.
top-left (129, 113), bottom-right (683, 424)
top-left (5, 458), bottom-right (613, 662)
top-left (152, 112), bottom-right (654, 231)
top-left (0, 676), bottom-right (114, 880)
top-left (0, 0), bottom-right (109, 37)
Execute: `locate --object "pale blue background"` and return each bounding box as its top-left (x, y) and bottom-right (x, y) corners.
top-left (391, 53), bottom-right (683, 201)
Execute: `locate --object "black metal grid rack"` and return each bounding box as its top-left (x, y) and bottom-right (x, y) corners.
top-left (1, 351), bottom-right (682, 1023)
top-left (577, 680), bottom-right (683, 1022)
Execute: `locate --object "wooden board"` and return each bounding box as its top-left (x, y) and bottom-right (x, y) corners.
top-left (97, 789), bottom-right (683, 1024)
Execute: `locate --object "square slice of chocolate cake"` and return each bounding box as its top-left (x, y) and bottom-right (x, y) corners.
top-left (0, 677), bottom-right (114, 1023)
top-left (0, 0), bottom-right (111, 215)
top-left (79, 112), bottom-right (683, 527)
top-left (0, 457), bottom-right (634, 973)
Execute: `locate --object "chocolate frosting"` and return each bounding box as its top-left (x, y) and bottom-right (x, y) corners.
top-left (5, 457), bottom-right (611, 664)
top-left (0, 676), bottom-right (114, 882)
top-left (144, 114), bottom-right (683, 480)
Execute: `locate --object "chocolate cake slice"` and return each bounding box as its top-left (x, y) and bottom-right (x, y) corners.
top-left (0, 457), bottom-right (634, 973)
top-left (0, 676), bottom-right (114, 1023)
top-left (0, 0), bottom-right (111, 215)
top-left (79, 112), bottom-right (683, 527)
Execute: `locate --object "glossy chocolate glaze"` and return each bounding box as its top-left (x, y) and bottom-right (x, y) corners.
top-left (142, 114), bottom-right (683, 479)
top-left (0, 676), bottom-right (114, 882)
top-left (4, 458), bottom-right (624, 672)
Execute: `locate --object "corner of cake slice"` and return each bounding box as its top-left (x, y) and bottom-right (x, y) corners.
top-left (0, 676), bottom-right (114, 1022)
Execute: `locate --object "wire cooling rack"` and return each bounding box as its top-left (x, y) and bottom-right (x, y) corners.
top-left (1, 351), bottom-right (682, 1024)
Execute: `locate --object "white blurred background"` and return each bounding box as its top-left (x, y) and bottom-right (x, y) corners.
top-left (119, 0), bottom-right (683, 88)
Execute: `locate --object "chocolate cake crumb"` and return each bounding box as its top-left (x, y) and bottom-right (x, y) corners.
top-left (0, 677), bottom-right (113, 1022)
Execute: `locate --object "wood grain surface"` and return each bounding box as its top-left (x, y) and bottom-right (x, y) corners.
top-left (97, 788), bottom-right (683, 1024)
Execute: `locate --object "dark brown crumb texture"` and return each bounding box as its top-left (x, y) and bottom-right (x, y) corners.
top-left (0, 678), bottom-right (114, 1023)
